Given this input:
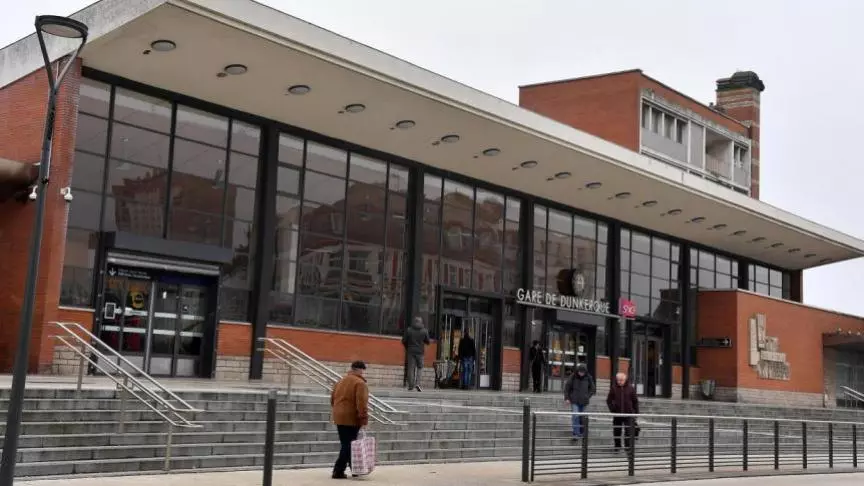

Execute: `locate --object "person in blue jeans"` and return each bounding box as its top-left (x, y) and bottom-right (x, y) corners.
top-left (458, 330), bottom-right (476, 389)
top-left (564, 363), bottom-right (595, 440)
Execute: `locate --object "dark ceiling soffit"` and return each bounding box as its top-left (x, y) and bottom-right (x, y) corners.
top-left (0, 159), bottom-right (37, 201)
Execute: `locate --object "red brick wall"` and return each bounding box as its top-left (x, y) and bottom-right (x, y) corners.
top-left (0, 61), bottom-right (81, 373)
top-left (672, 364), bottom-right (700, 385)
top-left (216, 323), bottom-right (436, 367)
top-left (596, 356), bottom-right (631, 380)
top-left (503, 347), bottom-right (520, 374)
top-left (697, 290), bottom-right (864, 395)
top-left (42, 307), bottom-right (95, 369)
top-left (696, 291), bottom-right (741, 388)
top-left (715, 87), bottom-right (761, 198)
top-left (519, 71), bottom-right (642, 150)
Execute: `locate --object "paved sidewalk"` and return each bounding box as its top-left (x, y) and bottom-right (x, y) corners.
top-left (19, 463), bottom-right (525, 486)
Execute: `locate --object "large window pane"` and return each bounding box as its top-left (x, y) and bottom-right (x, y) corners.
top-left (175, 105), bottom-right (228, 147)
top-left (342, 302), bottom-right (380, 334)
top-left (76, 114), bottom-right (109, 155)
top-left (103, 197), bottom-right (164, 237)
top-left (68, 191), bottom-right (102, 231)
top-left (79, 78), bottom-right (111, 117)
top-left (113, 88), bottom-right (171, 133)
top-left (473, 189), bottom-right (504, 293)
top-left (231, 120), bottom-right (261, 156)
top-left (295, 295), bottom-right (339, 330)
top-left (169, 139), bottom-right (226, 214)
top-left (71, 151), bottom-right (106, 193)
top-left (228, 152), bottom-right (258, 190)
top-left (60, 228), bottom-right (97, 307)
top-left (106, 159), bottom-right (168, 205)
top-left (303, 171), bottom-right (346, 207)
top-left (277, 165), bottom-right (301, 196)
top-left (346, 184), bottom-right (386, 245)
top-left (110, 123), bottom-right (170, 168)
top-left (279, 134), bottom-right (304, 167)
top-left (306, 142), bottom-right (347, 177)
top-left (349, 154), bottom-right (387, 185)
top-left (226, 186), bottom-right (255, 221)
top-left (168, 209), bottom-right (222, 245)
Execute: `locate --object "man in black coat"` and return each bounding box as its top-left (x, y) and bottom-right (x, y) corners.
top-left (457, 330), bottom-right (476, 389)
top-left (528, 341), bottom-right (545, 393)
top-left (564, 363), bottom-right (595, 439)
top-left (607, 372), bottom-right (639, 452)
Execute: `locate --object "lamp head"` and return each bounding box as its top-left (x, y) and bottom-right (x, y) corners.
top-left (36, 15), bottom-right (88, 39)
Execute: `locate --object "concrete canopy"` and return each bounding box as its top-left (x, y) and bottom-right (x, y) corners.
top-left (1, 0), bottom-right (862, 271)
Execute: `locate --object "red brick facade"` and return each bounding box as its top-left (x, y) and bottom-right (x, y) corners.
top-left (0, 61), bottom-right (82, 373)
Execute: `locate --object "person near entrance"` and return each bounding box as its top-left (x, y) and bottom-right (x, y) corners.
top-left (529, 341), bottom-right (545, 393)
top-left (403, 316), bottom-right (430, 392)
top-left (458, 330), bottom-right (476, 389)
top-left (607, 372), bottom-right (639, 453)
top-left (564, 363), bottom-right (595, 440)
top-left (331, 361), bottom-right (370, 479)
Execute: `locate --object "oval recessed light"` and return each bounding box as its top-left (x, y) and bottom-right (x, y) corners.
top-left (641, 200), bottom-right (658, 207)
top-left (395, 120), bottom-right (416, 130)
top-left (150, 40), bottom-right (176, 52)
top-left (344, 103), bottom-right (366, 114)
top-left (287, 84), bottom-right (311, 95)
top-left (770, 243), bottom-right (784, 248)
top-left (223, 64), bottom-right (248, 75)
top-left (614, 192), bottom-right (632, 199)
top-left (482, 148), bottom-right (501, 157)
top-left (804, 253), bottom-right (817, 259)
top-left (787, 248), bottom-right (801, 254)
top-left (711, 224), bottom-right (728, 230)
top-left (554, 171), bottom-right (571, 180)
top-left (440, 134), bottom-right (460, 144)
top-left (731, 230), bottom-right (747, 236)
top-left (690, 217), bottom-right (706, 223)
top-left (666, 209), bottom-right (683, 216)
top-left (520, 160), bottom-right (538, 169)
top-left (750, 237), bottom-right (766, 243)
top-left (819, 258), bottom-right (832, 264)
top-left (585, 182), bottom-right (602, 190)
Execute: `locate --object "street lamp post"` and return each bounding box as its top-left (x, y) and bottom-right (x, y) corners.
top-left (0, 15), bottom-right (88, 486)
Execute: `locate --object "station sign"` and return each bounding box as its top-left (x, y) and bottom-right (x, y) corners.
top-left (515, 288), bottom-right (612, 315)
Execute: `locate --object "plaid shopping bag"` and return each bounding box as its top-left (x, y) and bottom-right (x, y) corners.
top-left (350, 429), bottom-right (376, 476)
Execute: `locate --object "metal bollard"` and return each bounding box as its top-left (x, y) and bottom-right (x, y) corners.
top-left (627, 419), bottom-right (636, 477)
top-left (829, 422), bottom-right (834, 468)
top-left (285, 364), bottom-right (293, 403)
top-left (853, 424), bottom-right (858, 469)
top-left (580, 417), bottom-right (589, 479)
top-left (521, 399), bottom-right (530, 483)
top-left (708, 418), bottom-right (715, 472)
top-left (743, 419), bottom-right (749, 471)
top-left (118, 376), bottom-right (128, 434)
top-left (802, 422), bottom-right (808, 469)
top-left (774, 421), bottom-right (780, 470)
top-left (263, 389), bottom-right (277, 486)
top-left (670, 418), bottom-right (678, 474)
top-left (163, 422), bottom-right (173, 471)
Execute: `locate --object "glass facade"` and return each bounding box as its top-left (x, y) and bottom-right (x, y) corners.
top-left (749, 263), bottom-right (791, 299)
top-left (59, 76), bottom-right (807, 388)
top-left (269, 135), bottom-right (408, 334)
top-left (59, 80), bottom-right (259, 321)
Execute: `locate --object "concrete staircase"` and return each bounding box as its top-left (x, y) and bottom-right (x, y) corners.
top-left (0, 385), bottom-right (863, 479)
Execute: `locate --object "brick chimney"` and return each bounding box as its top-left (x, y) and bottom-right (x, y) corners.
top-left (715, 71), bottom-right (765, 199)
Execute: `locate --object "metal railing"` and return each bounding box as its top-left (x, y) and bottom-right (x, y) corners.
top-left (53, 321), bottom-right (202, 470)
top-left (258, 337), bottom-right (400, 425)
top-left (520, 400), bottom-right (863, 482)
top-left (842, 386), bottom-right (864, 409)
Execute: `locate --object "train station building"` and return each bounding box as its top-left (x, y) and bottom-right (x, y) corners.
top-left (1, 0), bottom-right (863, 407)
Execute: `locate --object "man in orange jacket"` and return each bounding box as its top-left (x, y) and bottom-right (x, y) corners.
top-left (330, 361), bottom-right (370, 479)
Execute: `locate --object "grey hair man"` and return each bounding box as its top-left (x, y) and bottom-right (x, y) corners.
top-left (402, 316), bottom-right (430, 391)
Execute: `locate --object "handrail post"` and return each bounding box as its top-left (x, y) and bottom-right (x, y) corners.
top-left (743, 419), bottom-right (749, 471)
top-left (708, 418), bottom-right (715, 472)
top-left (774, 420), bottom-right (780, 470)
top-left (118, 376), bottom-right (128, 434)
top-left (285, 362), bottom-right (292, 403)
top-left (828, 422), bottom-right (834, 469)
top-left (76, 341), bottom-right (86, 396)
top-left (263, 389), bottom-right (277, 486)
top-left (670, 417), bottom-right (678, 474)
top-left (627, 418), bottom-right (636, 476)
top-left (521, 399), bottom-right (530, 483)
top-left (530, 413), bottom-right (537, 483)
top-left (163, 421), bottom-right (173, 471)
top-left (802, 422), bottom-right (808, 469)
top-left (580, 416), bottom-right (589, 479)
top-left (853, 424), bottom-right (858, 469)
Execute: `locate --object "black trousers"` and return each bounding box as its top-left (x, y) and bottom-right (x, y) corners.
top-left (334, 425), bottom-right (360, 475)
top-left (612, 417), bottom-right (634, 450)
top-left (532, 367), bottom-right (542, 392)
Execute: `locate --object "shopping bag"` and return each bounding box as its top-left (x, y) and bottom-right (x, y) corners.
top-left (350, 429), bottom-right (376, 476)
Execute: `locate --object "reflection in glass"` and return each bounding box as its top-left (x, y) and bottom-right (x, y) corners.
top-left (76, 114), bottom-right (108, 155)
top-left (71, 151), bottom-right (106, 193)
top-left (110, 123), bottom-right (170, 168)
top-left (79, 78), bottom-right (111, 117)
top-left (60, 228), bottom-right (97, 307)
top-left (306, 141), bottom-right (347, 176)
top-left (169, 139), bottom-right (226, 214)
top-left (113, 88), bottom-right (172, 133)
top-left (175, 105), bottom-right (228, 147)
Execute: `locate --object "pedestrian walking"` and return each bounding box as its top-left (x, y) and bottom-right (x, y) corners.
top-left (331, 361), bottom-right (370, 479)
top-left (606, 372), bottom-right (639, 453)
top-left (402, 316), bottom-right (430, 391)
top-left (564, 363), bottom-right (595, 440)
top-left (458, 329), bottom-right (476, 389)
top-left (529, 341), bottom-right (545, 393)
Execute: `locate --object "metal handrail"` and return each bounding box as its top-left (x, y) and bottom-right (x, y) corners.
top-left (533, 409), bottom-right (864, 427)
top-left (841, 386), bottom-right (864, 408)
top-left (258, 337), bottom-right (400, 424)
top-left (53, 321), bottom-right (202, 471)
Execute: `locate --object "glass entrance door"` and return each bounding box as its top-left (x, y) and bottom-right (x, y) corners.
top-left (546, 325), bottom-right (594, 393)
top-left (99, 265), bottom-right (215, 377)
top-left (437, 294), bottom-right (498, 389)
top-left (632, 324), bottom-right (664, 397)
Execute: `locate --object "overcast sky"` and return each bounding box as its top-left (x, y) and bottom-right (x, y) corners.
top-left (5, 0), bottom-right (864, 316)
